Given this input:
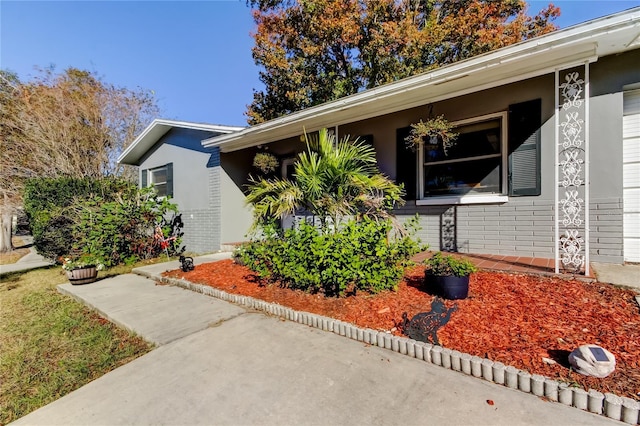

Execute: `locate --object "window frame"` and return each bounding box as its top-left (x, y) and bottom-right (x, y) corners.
top-left (416, 111), bottom-right (509, 205)
top-left (281, 157), bottom-right (297, 180)
top-left (149, 165), bottom-right (169, 197)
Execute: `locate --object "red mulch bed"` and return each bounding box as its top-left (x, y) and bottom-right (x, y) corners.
top-left (164, 259), bottom-right (640, 400)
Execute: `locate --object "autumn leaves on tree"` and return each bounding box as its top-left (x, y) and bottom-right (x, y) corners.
top-left (0, 67), bottom-right (159, 252)
top-left (246, 0), bottom-right (560, 124)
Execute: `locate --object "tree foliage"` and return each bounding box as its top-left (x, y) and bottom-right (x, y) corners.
top-left (246, 0), bottom-right (560, 124)
top-left (0, 67), bottom-right (159, 251)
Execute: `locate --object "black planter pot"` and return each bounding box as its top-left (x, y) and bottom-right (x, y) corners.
top-left (427, 274), bottom-right (470, 300)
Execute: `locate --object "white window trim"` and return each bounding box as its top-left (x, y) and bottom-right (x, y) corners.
top-left (281, 158), bottom-right (296, 179)
top-left (417, 111), bottom-right (508, 205)
top-left (149, 165), bottom-right (168, 197)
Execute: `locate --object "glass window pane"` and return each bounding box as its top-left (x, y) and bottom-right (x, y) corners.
top-left (151, 168), bottom-right (167, 184)
top-left (423, 157), bottom-right (501, 196)
top-left (154, 183), bottom-right (168, 197)
top-left (426, 118), bottom-right (501, 163)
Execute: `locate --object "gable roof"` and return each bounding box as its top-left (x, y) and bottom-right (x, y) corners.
top-left (203, 7), bottom-right (640, 153)
top-left (118, 119), bottom-right (244, 165)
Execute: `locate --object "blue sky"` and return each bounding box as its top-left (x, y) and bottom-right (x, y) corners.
top-left (2, 1), bottom-right (639, 127)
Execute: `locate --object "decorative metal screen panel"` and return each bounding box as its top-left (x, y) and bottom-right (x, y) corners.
top-left (556, 66), bottom-right (589, 274)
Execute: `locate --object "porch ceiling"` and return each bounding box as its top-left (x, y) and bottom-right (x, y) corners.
top-left (203, 7), bottom-right (640, 153)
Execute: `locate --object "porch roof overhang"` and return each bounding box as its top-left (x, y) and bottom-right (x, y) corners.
top-left (118, 119), bottom-right (245, 166)
top-left (203, 7), bottom-right (640, 153)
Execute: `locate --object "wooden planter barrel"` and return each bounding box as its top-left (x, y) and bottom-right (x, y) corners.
top-left (66, 266), bottom-right (98, 285)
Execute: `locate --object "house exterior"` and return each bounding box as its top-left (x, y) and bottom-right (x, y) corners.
top-left (200, 8), bottom-right (640, 274)
top-left (118, 119), bottom-right (246, 253)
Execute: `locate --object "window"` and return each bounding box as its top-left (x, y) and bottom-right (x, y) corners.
top-left (141, 163), bottom-right (173, 197)
top-left (150, 166), bottom-right (168, 196)
top-left (281, 157), bottom-right (296, 179)
top-left (395, 99), bottom-right (541, 205)
top-left (418, 112), bottom-right (508, 204)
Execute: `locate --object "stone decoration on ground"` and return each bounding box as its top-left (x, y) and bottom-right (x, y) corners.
top-left (568, 344), bottom-right (616, 378)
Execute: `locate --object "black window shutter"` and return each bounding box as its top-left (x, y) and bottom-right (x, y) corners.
top-left (396, 127), bottom-right (417, 200)
top-left (166, 163), bottom-right (173, 197)
top-left (359, 134), bottom-right (374, 146)
top-left (141, 169), bottom-right (148, 188)
top-left (508, 99), bottom-right (541, 196)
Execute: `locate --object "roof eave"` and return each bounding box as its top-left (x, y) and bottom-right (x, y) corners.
top-left (118, 119), bottom-right (245, 165)
top-left (203, 7), bottom-right (640, 153)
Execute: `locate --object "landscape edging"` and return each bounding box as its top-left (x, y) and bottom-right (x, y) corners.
top-left (144, 270), bottom-right (639, 425)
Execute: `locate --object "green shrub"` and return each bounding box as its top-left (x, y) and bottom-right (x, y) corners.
top-left (424, 252), bottom-right (478, 277)
top-left (235, 217), bottom-right (423, 296)
top-left (33, 213), bottom-right (75, 261)
top-left (23, 177), bottom-right (183, 265)
top-left (23, 177), bottom-right (134, 261)
top-left (74, 187), bottom-right (184, 267)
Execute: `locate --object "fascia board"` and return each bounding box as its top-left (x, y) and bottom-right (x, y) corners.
top-left (118, 119), bottom-right (170, 165)
top-left (209, 45), bottom-right (599, 153)
top-left (204, 7), bottom-right (640, 152)
top-left (151, 118), bottom-right (244, 133)
top-left (118, 119), bottom-right (245, 165)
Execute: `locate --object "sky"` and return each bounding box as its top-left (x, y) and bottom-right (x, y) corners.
top-left (2, 1), bottom-right (640, 127)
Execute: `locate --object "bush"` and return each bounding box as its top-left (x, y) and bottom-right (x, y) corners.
top-left (424, 252), bottom-right (478, 277)
top-left (23, 177), bottom-right (184, 265)
top-left (235, 217), bottom-right (422, 296)
top-left (74, 187), bottom-right (184, 267)
top-left (34, 213), bottom-right (75, 261)
top-left (23, 177), bottom-right (135, 261)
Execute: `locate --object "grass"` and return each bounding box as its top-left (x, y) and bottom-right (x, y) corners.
top-left (0, 265), bottom-right (154, 424)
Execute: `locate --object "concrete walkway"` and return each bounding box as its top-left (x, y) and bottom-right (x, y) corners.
top-left (591, 262), bottom-right (640, 290)
top-left (13, 262), bottom-right (620, 425)
top-left (0, 236), bottom-right (53, 275)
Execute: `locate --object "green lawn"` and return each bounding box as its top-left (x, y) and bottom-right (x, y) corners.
top-left (0, 266), bottom-right (153, 424)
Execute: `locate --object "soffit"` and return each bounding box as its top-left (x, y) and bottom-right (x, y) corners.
top-left (204, 8), bottom-right (640, 153)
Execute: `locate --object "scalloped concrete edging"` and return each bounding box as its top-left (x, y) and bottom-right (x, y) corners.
top-left (145, 270), bottom-right (639, 425)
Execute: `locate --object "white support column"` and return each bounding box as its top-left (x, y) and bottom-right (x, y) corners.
top-left (418, 141), bottom-right (424, 200)
top-left (556, 65), bottom-right (588, 275)
top-left (555, 69), bottom-right (560, 274)
top-left (584, 62), bottom-right (590, 276)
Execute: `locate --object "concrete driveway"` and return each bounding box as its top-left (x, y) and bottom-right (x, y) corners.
top-left (12, 271), bottom-right (619, 426)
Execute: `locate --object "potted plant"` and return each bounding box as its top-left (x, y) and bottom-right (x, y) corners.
top-left (424, 251), bottom-right (477, 300)
top-left (62, 254), bottom-right (105, 285)
top-left (252, 152), bottom-right (279, 175)
top-left (405, 115), bottom-right (458, 154)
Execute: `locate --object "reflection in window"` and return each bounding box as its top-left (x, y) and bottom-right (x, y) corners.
top-left (281, 157), bottom-right (296, 180)
top-left (150, 166), bottom-right (168, 197)
top-left (422, 114), bottom-right (505, 198)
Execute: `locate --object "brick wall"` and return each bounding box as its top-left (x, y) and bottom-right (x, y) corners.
top-left (174, 148), bottom-right (222, 254)
top-left (181, 209), bottom-right (218, 254)
top-left (395, 197), bottom-right (623, 264)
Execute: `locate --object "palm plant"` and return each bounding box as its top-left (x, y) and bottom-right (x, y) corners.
top-left (246, 128), bottom-right (404, 230)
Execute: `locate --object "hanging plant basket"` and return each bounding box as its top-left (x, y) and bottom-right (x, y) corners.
top-left (405, 116), bottom-right (458, 153)
top-left (66, 265), bottom-right (98, 285)
top-left (252, 152), bottom-right (279, 174)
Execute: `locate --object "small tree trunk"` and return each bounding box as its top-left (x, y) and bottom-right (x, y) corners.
top-left (0, 209), bottom-right (13, 252)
